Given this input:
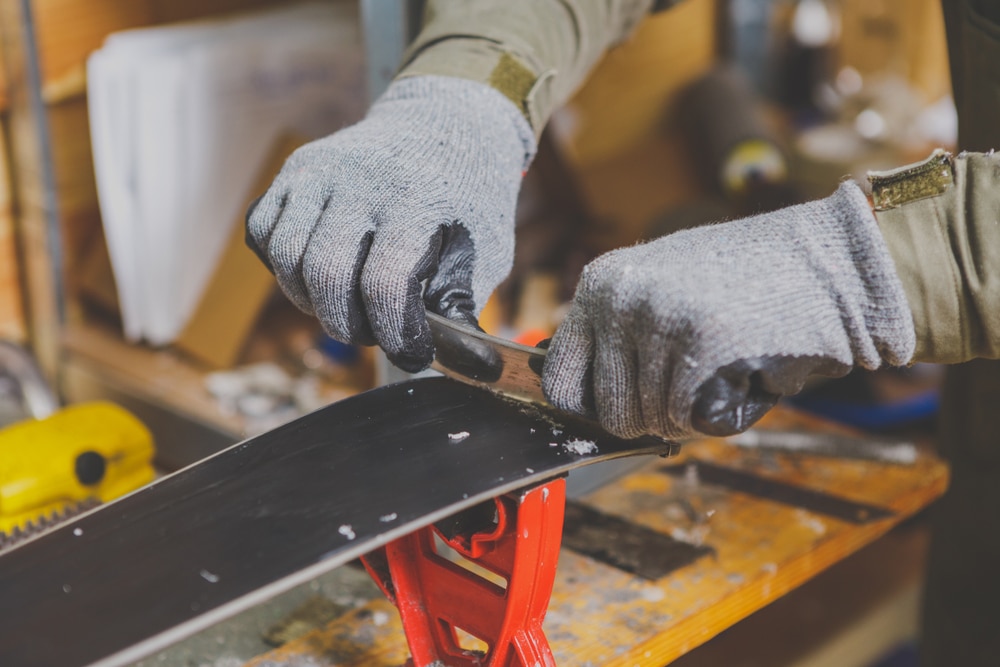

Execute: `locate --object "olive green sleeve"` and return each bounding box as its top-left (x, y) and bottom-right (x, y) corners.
top-left (871, 150), bottom-right (1000, 363)
top-left (395, 0), bottom-right (656, 138)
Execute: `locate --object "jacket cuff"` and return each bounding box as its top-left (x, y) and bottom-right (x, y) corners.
top-left (397, 39), bottom-right (552, 138)
top-left (871, 150), bottom-right (1000, 363)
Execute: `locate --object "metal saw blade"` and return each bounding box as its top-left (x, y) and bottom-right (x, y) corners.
top-left (427, 311), bottom-right (547, 406)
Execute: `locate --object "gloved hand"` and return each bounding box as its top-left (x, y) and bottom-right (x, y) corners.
top-left (246, 75), bottom-right (536, 372)
top-left (542, 182), bottom-right (916, 440)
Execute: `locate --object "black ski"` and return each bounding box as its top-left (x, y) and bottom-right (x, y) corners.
top-left (0, 377), bottom-right (675, 667)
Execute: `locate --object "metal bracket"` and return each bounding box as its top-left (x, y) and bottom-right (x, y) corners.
top-left (362, 478), bottom-right (566, 666)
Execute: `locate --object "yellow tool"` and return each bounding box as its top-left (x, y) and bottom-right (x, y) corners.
top-left (0, 401), bottom-right (156, 544)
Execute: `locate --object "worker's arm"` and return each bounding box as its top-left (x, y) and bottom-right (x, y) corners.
top-left (543, 150), bottom-right (1000, 440)
top-left (542, 181), bottom-right (917, 439)
top-left (398, 0), bottom-right (655, 138)
top-left (873, 150), bottom-right (1000, 363)
top-left (246, 0), bottom-right (654, 371)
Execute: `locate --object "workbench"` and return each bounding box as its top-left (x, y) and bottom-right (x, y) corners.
top-left (165, 405), bottom-right (944, 667)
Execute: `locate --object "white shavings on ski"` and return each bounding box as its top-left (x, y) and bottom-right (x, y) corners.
top-left (372, 611), bottom-right (390, 626)
top-left (503, 395), bottom-right (566, 433)
top-left (526, 467), bottom-right (534, 473)
top-left (379, 513), bottom-right (398, 523)
top-left (338, 524), bottom-right (356, 540)
top-left (448, 431), bottom-right (470, 443)
top-left (200, 569), bottom-right (220, 583)
top-left (73, 527), bottom-right (83, 537)
top-left (407, 388), bottom-right (414, 395)
top-left (563, 438), bottom-right (598, 455)
top-left (548, 442), bottom-right (558, 448)
top-left (551, 428), bottom-right (563, 437)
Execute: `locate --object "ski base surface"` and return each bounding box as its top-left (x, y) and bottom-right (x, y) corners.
top-left (0, 377), bottom-right (676, 667)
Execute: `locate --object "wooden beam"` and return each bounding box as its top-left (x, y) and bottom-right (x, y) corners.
top-left (0, 0), bottom-right (65, 380)
top-left (0, 115), bottom-right (27, 342)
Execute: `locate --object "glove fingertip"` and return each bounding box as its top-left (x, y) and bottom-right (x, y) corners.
top-left (690, 367), bottom-right (777, 437)
top-left (384, 318), bottom-right (435, 373)
top-left (244, 193), bottom-right (274, 273)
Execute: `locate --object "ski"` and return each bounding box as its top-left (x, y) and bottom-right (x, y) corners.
top-left (0, 377), bottom-right (675, 667)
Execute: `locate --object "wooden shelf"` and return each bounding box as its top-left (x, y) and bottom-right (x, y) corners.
top-left (62, 317), bottom-right (247, 436)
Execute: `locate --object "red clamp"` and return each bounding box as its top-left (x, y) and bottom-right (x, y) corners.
top-left (361, 478), bottom-right (566, 667)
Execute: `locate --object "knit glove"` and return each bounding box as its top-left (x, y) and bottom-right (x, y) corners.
top-left (246, 76), bottom-right (536, 372)
top-left (542, 182), bottom-right (916, 440)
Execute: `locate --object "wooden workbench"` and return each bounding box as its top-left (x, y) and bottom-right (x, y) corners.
top-left (243, 407), bottom-right (947, 667)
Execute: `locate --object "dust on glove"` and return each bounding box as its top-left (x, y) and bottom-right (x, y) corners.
top-left (542, 181), bottom-right (916, 440)
top-left (246, 75), bottom-right (536, 372)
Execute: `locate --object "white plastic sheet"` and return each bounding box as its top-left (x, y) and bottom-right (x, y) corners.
top-left (88, 3), bottom-right (365, 345)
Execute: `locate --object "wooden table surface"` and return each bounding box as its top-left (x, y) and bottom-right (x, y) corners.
top-left (245, 406), bottom-right (948, 667)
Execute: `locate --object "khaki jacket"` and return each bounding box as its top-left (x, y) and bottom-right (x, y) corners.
top-left (397, 0), bottom-right (1000, 366)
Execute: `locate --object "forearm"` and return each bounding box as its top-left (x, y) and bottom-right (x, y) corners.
top-left (871, 150), bottom-right (1000, 363)
top-left (397, 0), bottom-right (655, 137)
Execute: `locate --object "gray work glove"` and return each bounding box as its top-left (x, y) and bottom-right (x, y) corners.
top-left (542, 181), bottom-right (916, 440)
top-left (246, 75), bottom-right (536, 372)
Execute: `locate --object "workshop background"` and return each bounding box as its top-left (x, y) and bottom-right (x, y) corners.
top-left (0, 1), bottom-right (956, 666)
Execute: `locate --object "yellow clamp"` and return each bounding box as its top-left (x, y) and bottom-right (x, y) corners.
top-left (0, 401), bottom-right (156, 535)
